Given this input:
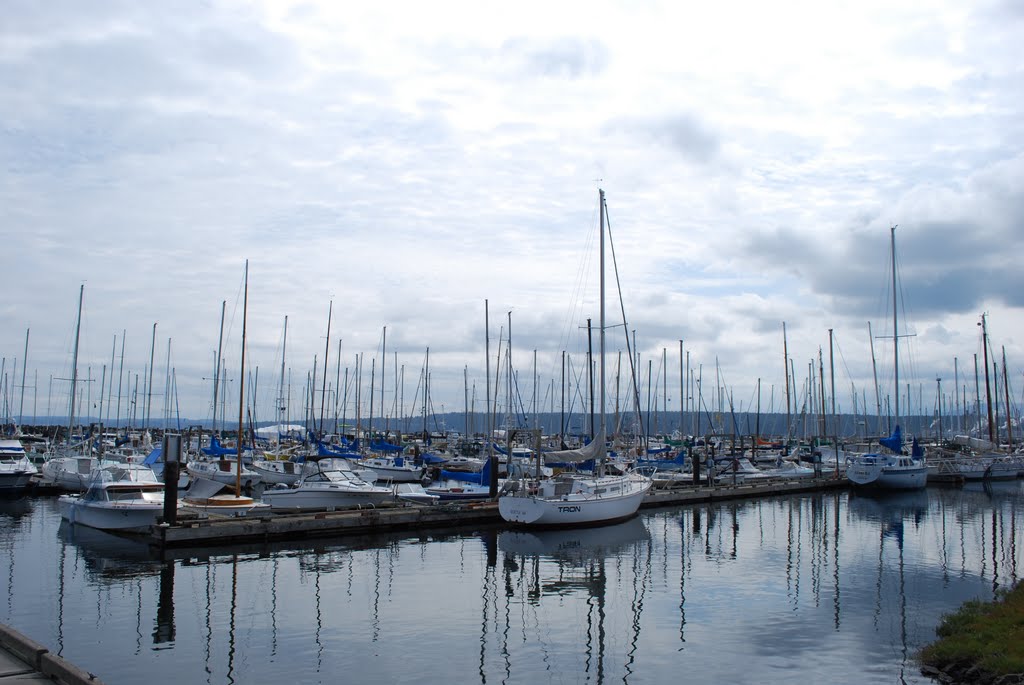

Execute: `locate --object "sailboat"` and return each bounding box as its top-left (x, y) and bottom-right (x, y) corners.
top-left (845, 227), bottom-right (928, 490)
top-left (498, 190), bottom-right (652, 526)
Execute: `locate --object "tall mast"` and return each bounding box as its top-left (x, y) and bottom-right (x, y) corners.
top-left (320, 301), bottom-right (332, 436)
top-left (381, 326), bottom-right (387, 436)
top-left (679, 340), bottom-right (684, 437)
top-left (146, 322), bottom-right (156, 432)
top-left (981, 313), bottom-right (995, 443)
top-left (213, 300), bottom-right (226, 435)
top-left (890, 225), bottom-right (900, 428)
top-left (782, 323), bottom-right (790, 443)
top-left (68, 284), bottom-right (84, 444)
top-left (115, 330), bottom-right (125, 431)
top-left (236, 260), bottom-right (248, 497)
top-left (279, 316), bottom-right (288, 427)
top-left (1002, 345), bottom-right (1012, 448)
top-left (18, 328), bottom-right (28, 428)
top-left (598, 188), bottom-right (607, 472)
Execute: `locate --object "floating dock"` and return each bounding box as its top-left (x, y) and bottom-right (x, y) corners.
top-left (149, 475), bottom-right (848, 549)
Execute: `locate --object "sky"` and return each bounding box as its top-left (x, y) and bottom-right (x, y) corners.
top-left (1, 0), bottom-right (1022, 434)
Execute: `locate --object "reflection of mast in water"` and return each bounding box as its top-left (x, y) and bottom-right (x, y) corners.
top-left (729, 503), bottom-right (739, 559)
top-left (227, 555), bottom-right (238, 685)
top-left (478, 529), bottom-right (511, 683)
top-left (270, 557), bottom-right (279, 658)
top-left (784, 498), bottom-right (804, 611)
top-left (584, 557), bottom-right (607, 683)
top-left (56, 531), bottom-right (67, 655)
top-left (623, 529), bottom-right (652, 683)
top-left (832, 491), bottom-right (841, 631)
top-left (497, 518), bottom-right (652, 684)
top-left (153, 561), bottom-right (176, 645)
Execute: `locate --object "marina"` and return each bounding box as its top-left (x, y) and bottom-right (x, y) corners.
top-left (2, 479), bottom-right (1022, 684)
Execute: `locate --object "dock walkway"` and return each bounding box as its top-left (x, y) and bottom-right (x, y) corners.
top-left (0, 623), bottom-right (104, 685)
top-left (150, 475), bottom-right (848, 549)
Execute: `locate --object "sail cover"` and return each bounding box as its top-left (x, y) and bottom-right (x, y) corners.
top-left (541, 435), bottom-right (604, 464)
top-left (879, 425), bottom-right (903, 453)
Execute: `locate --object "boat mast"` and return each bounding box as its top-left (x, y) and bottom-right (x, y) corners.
top-left (18, 328), bottom-right (28, 429)
top-left (146, 322), bottom-right (156, 433)
top-left (782, 323), bottom-right (790, 445)
top-left (891, 225), bottom-right (900, 429)
top-left (980, 313), bottom-right (995, 443)
top-left (213, 300), bottom-right (226, 436)
top-left (320, 301), bottom-right (332, 436)
top-left (236, 260), bottom-right (248, 497)
top-left (279, 315), bottom-right (288, 429)
top-left (1002, 345), bottom-right (1012, 448)
top-left (115, 330), bottom-right (125, 431)
top-left (68, 284), bottom-right (84, 445)
top-left (598, 188), bottom-right (607, 474)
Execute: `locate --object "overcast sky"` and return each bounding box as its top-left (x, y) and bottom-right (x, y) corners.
top-left (2, 0), bottom-right (1022, 433)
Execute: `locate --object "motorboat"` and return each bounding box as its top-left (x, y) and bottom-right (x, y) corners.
top-left (58, 462), bottom-right (168, 532)
top-left (187, 457), bottom-right (263, 488)
top-left (42, 454), bottom-right (119, 492)
top-left (260, 457), bottom-right (393, 512)
top-left (393, 482), bottom-right (440, 505)
top-left (0, 438), bottom-right (36, 494)
top-left (251, 457), bottom-right (304, 485)
top-left (356, 455), bottom-right (425, 483)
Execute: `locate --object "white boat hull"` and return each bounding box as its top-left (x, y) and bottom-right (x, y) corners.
top-left (498, 473), bottom-right (651, 527)
top-left (59, 496), bottom-right (165, 532)
top-left (0, 470), bottom-right (35, 493)
top-left (261, 483), bottom-right (392, 512)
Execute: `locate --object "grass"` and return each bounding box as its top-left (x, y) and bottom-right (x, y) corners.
top-left (919, 582), bottom-right (1024, 678)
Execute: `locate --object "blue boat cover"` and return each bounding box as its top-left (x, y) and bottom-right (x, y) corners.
top-left (203, 435), bottom-right (251, 456)
top-left (419, 451), bottom-right (448, 465)
top-left (879, 425), bottom-right (902, 453)
top-left (439, 458), bottom-right (492, 484)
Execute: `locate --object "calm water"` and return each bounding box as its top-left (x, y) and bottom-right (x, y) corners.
top-left (1, 483), bottom-right (1021, 685)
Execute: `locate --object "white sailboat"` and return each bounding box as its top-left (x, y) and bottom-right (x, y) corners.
top-left (498, 190), bottom-right (652, 527)
top-left (846, 227), bottom-right (928, 490)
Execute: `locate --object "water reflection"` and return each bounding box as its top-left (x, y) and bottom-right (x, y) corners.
top-left (4, 485), bottom-right (1024, 685)
top-left (496, 519), bottom-right (652, 684)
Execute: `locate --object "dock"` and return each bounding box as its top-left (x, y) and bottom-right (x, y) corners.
top-left (149, 475), bottom-right (848, 549)
top-left (0, 623), bottom-right (104, 685)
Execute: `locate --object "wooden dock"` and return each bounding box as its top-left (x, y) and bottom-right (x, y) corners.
top-left (149, 476), bottom-right (848, 549)
top-left (0, 623), bottom-right (104, 685)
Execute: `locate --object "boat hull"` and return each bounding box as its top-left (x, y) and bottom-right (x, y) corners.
top-left (0, 470), bottom-right (35, 493)
top-left (59, 496), bottom-right (164, 532)
top-left (260, 484), bottom-right (392, 512)
top-left (498, 475), bottom-right (651, 527)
